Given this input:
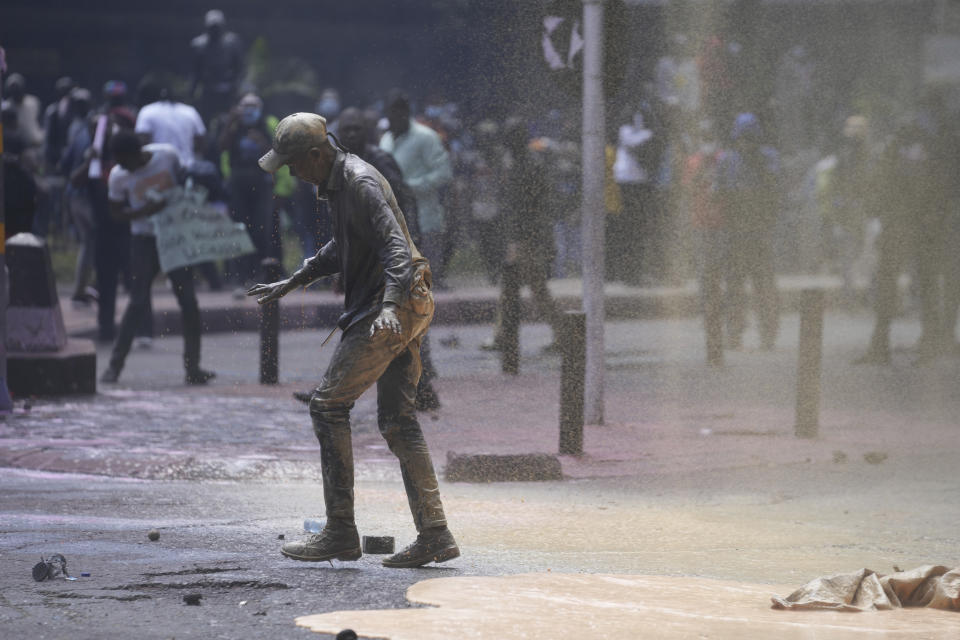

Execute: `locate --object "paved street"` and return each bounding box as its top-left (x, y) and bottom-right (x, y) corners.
top-left (3, 309), bottom-right (960, 638)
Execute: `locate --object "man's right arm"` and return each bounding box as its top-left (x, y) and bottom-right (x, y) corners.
top-left (248, 239), bottom-right (340, 305)
top-left (289, 239), bottom-right (340, 287)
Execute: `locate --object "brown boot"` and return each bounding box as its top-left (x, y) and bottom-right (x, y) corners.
top-left (382, 527), bottom-right (459, 568)
top-left (280, 524), bottom-right (361, 562)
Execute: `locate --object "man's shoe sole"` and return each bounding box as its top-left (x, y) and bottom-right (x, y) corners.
top-left (280, 546), bottom-right (362, 562)
top-left (382, 544), bottom-right (460, 568)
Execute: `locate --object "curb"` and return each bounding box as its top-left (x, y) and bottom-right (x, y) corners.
top-left (65, 285), bottom-right (850, 339)
top-left (444, 452), bottom-right (564, 482)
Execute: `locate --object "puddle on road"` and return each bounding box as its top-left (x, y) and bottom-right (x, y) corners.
top-left (297, 573), bottom-right (959, 639)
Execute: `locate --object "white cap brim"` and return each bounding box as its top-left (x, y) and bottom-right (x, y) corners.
top-left (258, 149), bottom-right (288, 173)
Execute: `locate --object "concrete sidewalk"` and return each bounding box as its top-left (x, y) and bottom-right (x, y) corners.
top-left (7, 309), bottom-right (957, 485)
top-left (60, 273), bottom-right (848, 338)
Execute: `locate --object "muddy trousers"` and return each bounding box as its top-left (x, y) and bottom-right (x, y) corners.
top-left (309, 315), bottom-right (447, 533)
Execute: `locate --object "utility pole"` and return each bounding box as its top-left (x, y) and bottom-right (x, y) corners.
top-left (581, 0), bottom-right (605, 424)
top-left (0, 46), bottom-right (13, 412)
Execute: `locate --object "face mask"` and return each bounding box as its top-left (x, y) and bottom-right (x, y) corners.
top-left (241, 108), bottom-right (261, 126)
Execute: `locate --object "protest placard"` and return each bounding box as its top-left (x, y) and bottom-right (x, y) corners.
top-left (151, 185), bottom-right (255, 273)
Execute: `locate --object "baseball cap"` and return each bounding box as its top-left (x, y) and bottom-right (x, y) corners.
top-left (258, 112), bottom-right (328, 173)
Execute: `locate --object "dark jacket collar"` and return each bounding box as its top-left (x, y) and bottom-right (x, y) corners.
top-left (324, 151), bottom-right (346, 193)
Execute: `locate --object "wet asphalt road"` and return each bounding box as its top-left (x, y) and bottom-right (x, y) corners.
top-left (4, 450), bottom-right (960, 640)
top-left (3, 313), bottom-right (960, 638)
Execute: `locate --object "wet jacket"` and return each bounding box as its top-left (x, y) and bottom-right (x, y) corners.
top-left (358, 143), bottom-right (420, 242)
top-left (290, 151), bottom-right (421, 330)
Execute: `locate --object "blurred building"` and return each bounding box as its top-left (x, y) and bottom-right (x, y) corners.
top-left (0, 1), bottom-right (953, 114)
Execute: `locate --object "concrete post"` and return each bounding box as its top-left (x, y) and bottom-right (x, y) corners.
top-left (0, 51), bottom-right (13, 412)
top-left (795, 288), bottom-right (824, 438)
top-left (704, 284), bottom-right (724, 367)
top-left (259, 257), bottom-right (283, 385)
top-left (559, 311), bottom-right (586, 455)
top-left (581, 0), bottom-right (606, 425)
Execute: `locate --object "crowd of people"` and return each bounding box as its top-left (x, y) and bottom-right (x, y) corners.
top-left (4, 9), bottom-right (959, 379)
top-left (600, 28), bottom-right (960, 363)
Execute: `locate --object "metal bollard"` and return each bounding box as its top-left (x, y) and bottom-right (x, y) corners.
top-left (500, 262), bottom-right (520, 375)
top-left (795, 288), bottom-right (824, 438)
top-left (704, 289), bottom-right (724, 367)
top-left (558, 311), bottom-right (586, 455)
top-left (259, 257), bottom-right (283, 385)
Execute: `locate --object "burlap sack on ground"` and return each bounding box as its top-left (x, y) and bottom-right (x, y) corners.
top-left (772, 565), bottom-right (960, 611)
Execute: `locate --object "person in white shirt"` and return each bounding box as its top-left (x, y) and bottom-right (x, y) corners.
top-left (611, 109), bottom-right (663, 284)
top-left (134, 80), bottom-right (206, 165)
top-left (100, 131), bottom-right (215, 385)
top-left (380, 89), bottom-right (452, 288)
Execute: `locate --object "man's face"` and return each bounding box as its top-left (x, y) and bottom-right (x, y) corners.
top-left (338, 114), bottom-right (366, 153)
top-left (287, 148), bottom-right (330, 186)
top-left (386, 103), bottom-right (410, 137)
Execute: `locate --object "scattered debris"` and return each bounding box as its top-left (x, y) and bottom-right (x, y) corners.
top-left (147, 529), bottom-right (160, 541)
top-left (277, 534), bottom-right (285, 540)
top-left (32, 562), bottom-right (48, 582)
top-left (253, 610), bottom-right (267, 616)
top-left (183, 593), bottom-right (203, 606)
top-left (80, 572), bottom-right (91, 577)
top-left (363, 536), bottom-right (395, 554)
top-left (863, 451), bottom-right (888, 465)
top-left (32, 554), bottom-right (77, 582)
top-left (239, 600), bottom-right (248, 607)
top-left (439, 334), bottom-right (460, 348)
top-left (832, 451), bottom-right (848, 463)
top-left (304, 518), bottom-right (325, 533)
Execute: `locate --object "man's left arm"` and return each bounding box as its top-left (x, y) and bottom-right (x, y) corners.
top-left (357, 177), bottom-right (413, 334)
top-left (358, 177), bottom-right (412, 305)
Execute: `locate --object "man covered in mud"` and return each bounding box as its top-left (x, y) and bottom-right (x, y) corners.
top-left (247, 113), bottom-right (459, 568)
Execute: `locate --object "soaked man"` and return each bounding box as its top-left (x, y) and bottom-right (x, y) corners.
top-left (248, 113), bottom-right (459, 568)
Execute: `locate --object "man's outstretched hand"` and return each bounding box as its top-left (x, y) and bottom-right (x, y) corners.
top-left (246, 278), bottom-right (296, 305)
top-left (371, 303), bottom-right (402, 337)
